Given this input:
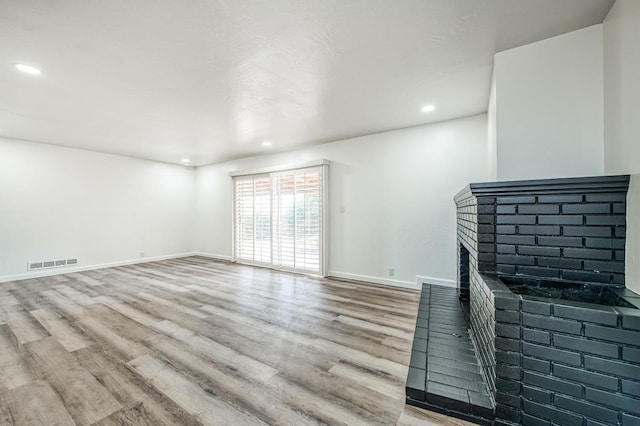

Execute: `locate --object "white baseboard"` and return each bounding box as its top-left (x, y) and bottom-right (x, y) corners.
top-left (416, 275), bottom-right (457, 288)
top-left (0, 252), bottom-right (198, 283)
top-left (328, 270), bottom-right (420, 290)
top-left (192, 252), bottom-right (233, 262)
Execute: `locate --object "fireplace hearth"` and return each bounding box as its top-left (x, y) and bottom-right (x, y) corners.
top-left (407, 175), bottom-right (640, 425)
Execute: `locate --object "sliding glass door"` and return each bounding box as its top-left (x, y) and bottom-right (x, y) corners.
top-left (233, 165), bottom-right (326, 275)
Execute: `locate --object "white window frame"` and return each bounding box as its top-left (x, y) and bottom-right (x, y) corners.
top-left (230, 160), bottom-right (329, 277)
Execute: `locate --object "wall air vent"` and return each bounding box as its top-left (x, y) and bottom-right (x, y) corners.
top-left (28, 262), bottom-right (43, 270)
top-left (27, 258), bottom-right (78, 271)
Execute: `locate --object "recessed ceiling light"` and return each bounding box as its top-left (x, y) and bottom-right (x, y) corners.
top-left (262, 140), bottom-right (272, 147)
top-left (181, 158), bottom-right (190, 164)
top-left (421, 104), bottom-right (436, 113)
top-left (15, 63), bottom-right (42, 75)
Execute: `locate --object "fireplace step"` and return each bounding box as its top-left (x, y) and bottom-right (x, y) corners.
top-left (406, 284), bottom-right (495, 425)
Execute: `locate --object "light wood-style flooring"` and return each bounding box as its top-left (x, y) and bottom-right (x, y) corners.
top-left (0, 256), bottom-right (472, 425)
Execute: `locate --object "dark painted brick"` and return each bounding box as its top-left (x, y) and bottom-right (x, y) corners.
top-left (555, 395), bottom-right (619, 423)
top-left (496, 377), bottom-right (521, 395)
top-left (518, 225), bottom-right (561, 236)
top-left (586, 387), bottom-right (640, 414)
top-left (553, 334), bottom-right (619, 358)
top-left (564, 226), bottom-right (612, 237)
top-left (496, 337), bottom-right (520, 352)
top-left (584, 260), bottom-right (625, 274)
top-left (522, 313), bottom-right (582, 335)
top-left (410, 351), bottom-right (427, 368)
top-left (498, 196), bottom-right (536, 204)
top-left (523, 371), bottom-right (582, 397)
top-left (523, 342), bottom-right (581, 366)
top-left (616, 250), bottom-right (626, 261)
top-left (478, 204), bottom-right (496, 214)
top-left (622, 379), bottom-right (640, 397)
top-left (562, 270), bottom-right (612, 284)
top-left (523, 328), bottom-right (551, 345)
top-left (519, 205), bottom-right (560, 214)
top-left (497, 215), bottom-right (537, 225)
top-left (497, 254), bottom-right (535, 266)
top-left (497, 235), bottom-right (536, 245)
top-left (497, 363), bottom-right (521, 381)
top-left (414, 327), bottom-right (428, 339)
top-left (496, 403), bottom-right (522, 423)
top-left (522, 385), bottom-right (552, 404)
top-left (496, 323), bottom-right (520, 339)
top-left (554, 364), bottom-right (618, 391)
top-left (478, 233), bottom-right (495, 243)
top-left (406, 367), bottom-right (426, 400)
top-left (518, 246), bottom-right (560, 257)
top-left (564, 248), bottom-right (612, 260)
top-left (496, 391), bottom-right (520, 408)
top-left (586, 324), bottom-right (640, 346)
top-left (585, 238), bottom-right (626, 249)
top-left (537, 257), bottom-right (582, 269)
top-left (586, 215), bottom-right (626, 226)
top-left (522, 300), bottom-right (551, 316)
top-left (554, 303), bottom-right (618, 326)
top-left (496, 350), bottom-right (521, 366)
top-left (522, 413), bottom-right (551, 426)
top-left (538, 195), bottom-right (583, 204)
top-left (496, 264), bottom-right (516, 275)
top-left (497, 205), bottom-right (516, 214)
top-left (616, 227), bottom-right (627, 238)
top-left (523, 399), bottom-right (582, 426)
top-left (537, 236), bottom-right (583, 247)
top-left (478, 252), bottom-right (496, 262)
top-left (523, 356), bottom-right (550, 374)
top-left (478, 214), bottom-right (495, 224)
top-left (586, 419), bottom-right (611, 426)
top-left (562, 203), bottom-right (611, 214)
top-left (538, 215), bottom-right (583, 225)
top-left (478, 224), bottom-right (495, 234)
top-left (623, 413), bottom-right (640, 426)
top-left (496, 309), bottom-right (520, 324)
top-left (517, 266), bottom-right (560, 279)
top-left (478, 243), bottom-right (496, 253)
top-left (497, 225), bottom-right (517, 234)
top-left (494, 293), bottom-right (521, 310)
top-left (586, 193), bottom-right (627, 203)
top-left (614, 203), bottom-right (626, 214)
top-left (497, 244), bottom-right (516, 254)
top-left (623, 347), bottom-right (640, 363)
top-left (585, 356), bottom-right (640, 380)
top-left (477, 197), bottom-right (495, 205)
top-left (413, 338), bottom-right (428, 352)
top-left (622, 313), bottom-right (640, 331)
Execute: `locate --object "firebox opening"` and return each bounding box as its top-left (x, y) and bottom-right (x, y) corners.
top-left (458, 243), bottom-right (470, 301)
top-left (499, 275), bottom-right (637, 308)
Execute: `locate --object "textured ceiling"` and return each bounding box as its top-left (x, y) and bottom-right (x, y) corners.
top-left (0, 0), bottom-right (614, 166)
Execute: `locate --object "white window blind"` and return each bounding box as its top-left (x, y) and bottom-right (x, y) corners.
top-left (232, 165), bottom-right (325, 275)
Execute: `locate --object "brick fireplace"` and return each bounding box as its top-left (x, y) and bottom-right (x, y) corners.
top-left (451, 175), bottom-right (640, 425)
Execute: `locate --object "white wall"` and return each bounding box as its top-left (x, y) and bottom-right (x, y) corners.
top-left (196, 114), bottom-right (489, 288)
top-left (494, 25), bottom-right (604, 181)
top-left (603, 0), bottom-right (640, 294)
top-left (487, 68), bottom-right (498, 181)
top-left (0, 137), bottom-right (196, 281)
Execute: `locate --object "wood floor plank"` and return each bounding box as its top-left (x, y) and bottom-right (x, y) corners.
top-left (26, 337), bottom-right (122, 425)
top-left (74, 346), bottom-right (196, 426)
top-left (127, 354), bottom-right (267, 425)
top-left (6, 310), bottom-right (48, 344)
top-left (5, 380), bottom-right (75, 426)
top-left (30, 308), bottom-right (93, 352)
top-left (0, 257), bottom-right (473, 426)
top-left (0, 324), bottom-right (35, 391)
